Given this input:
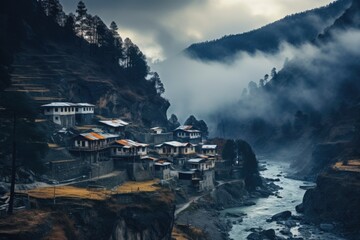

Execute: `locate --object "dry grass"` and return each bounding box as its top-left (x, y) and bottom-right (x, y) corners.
top-left (27, 186), bottom-right (109, 200)
top-left (26, 179), bottom-right (160, 200)
top-left (333, 160), bottom-right (360, 173)
top-left (114, 179), bottom-right (160, 193)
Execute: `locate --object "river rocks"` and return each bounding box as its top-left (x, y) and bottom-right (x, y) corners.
top-left (295, 203), bottom-right (304, 213)
top-left (319, 223), bottom-right (334, 231)
top-left (247, 229), bottom-right (278, 240)
top-left (270, 211), bottom-right (292, 221)
top-left (280, 227), bottom-right (292, 236)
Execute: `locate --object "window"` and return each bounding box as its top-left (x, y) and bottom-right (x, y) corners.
top-left (55, 116), bottom-right (59, 121)
top-left (142, 147), bottom-right (145, 152)
top-left (61, 108), bottom-right (63, 112)
top-left (81, 141), bottom-right (85, 147)
top-left (76, 107), bottom-right (79, 112)
top-left (55, 108), bottom-right (58, 112)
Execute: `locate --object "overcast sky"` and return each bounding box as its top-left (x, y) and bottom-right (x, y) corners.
top-left (61, 0), bottom-right (334, 62)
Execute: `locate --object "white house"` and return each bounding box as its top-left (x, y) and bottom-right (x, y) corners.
top-left (99, 119), bottom-right (129, 134)
top-left (155, 141), bottom-right (196, 156)
top-left (173, 125), bottom-right (202, 144)
top-left (111, 139), bottom-right (149, 157)
top-left (187, 158), bottom-right (215, 171)
top-left (201, 145), bottom-right (218, 157)
top-left (42, 102), bottom-right (95, 127)
top-left (150, 127), bottom-right (164, 134)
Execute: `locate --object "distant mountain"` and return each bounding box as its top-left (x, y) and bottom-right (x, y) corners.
top-left (185, 0), bottom-right (351, 62)
top-left (211, 0), bottom-right (360, 177)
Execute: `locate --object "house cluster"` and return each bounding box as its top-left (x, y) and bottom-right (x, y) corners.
top-left (42, 102), bottom-right (219, 192)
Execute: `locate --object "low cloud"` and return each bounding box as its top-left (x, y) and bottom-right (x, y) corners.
top-left (60, 0), bottom-right (333, 61)
top-left (154, 29), bottom-right (360, 134)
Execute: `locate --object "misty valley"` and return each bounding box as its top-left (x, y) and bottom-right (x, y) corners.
top-left (1, 0), bottom-right (360, 240)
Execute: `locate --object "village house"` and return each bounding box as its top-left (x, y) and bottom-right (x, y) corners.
top-left (150, 127), bottom-right (164, 134)
top-left (173, 125), bottom-right (202, 144)
top-left (155, 141), bottom-right (196, 157)
top-left (154, 161), bottom-right (172, 180)
top-left (110, 140), bottom-right (153, 181)
top-left (111, 139), bottom-right (148, 158)
top-left (178, 158), bottom-right (215, 192)
top-left (201, 145), bottom-right (218, 159)
top-left (41, 102), bottom-right (95, 127)
top-left (99, 119), bottom-right (129, 135)
top-left (70, 132), bottom-right (119, 162)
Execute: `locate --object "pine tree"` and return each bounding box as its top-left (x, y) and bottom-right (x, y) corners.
top-left (75, 1), bottom-right (88, 38)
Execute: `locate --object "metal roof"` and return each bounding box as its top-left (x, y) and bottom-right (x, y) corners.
top-left (114, 139), bottom-right (148, 148)
top-left (41, 102), bottom-right (94, 107)
top-left (99, 119), bottom-right (129, 128)
top-left (202, 145), bottom-right (217, 150)
top-left (174, 125), bottom-right (200, 133)
top-left (155, 162), bottom-right (171, 166)
top-left (80, 132), bottom-right (119, 141)
top-left (155, 141), bottom-right (192, 148)
top-left (187, 158), bottom-right (206, 163)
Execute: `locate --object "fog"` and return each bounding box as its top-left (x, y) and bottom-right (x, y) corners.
top-left (154, 29), bottom-right (360, 135)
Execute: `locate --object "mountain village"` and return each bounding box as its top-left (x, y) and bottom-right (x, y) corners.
top-left (40, 102), bottom-right (222, 193)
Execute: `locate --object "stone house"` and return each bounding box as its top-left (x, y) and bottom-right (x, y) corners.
top-left (173, 125), bottom-right (202, 144)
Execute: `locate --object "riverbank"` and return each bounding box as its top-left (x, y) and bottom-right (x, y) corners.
top-left (176, 159), bottom-right (352, 240)
top-left (175, 163), bottom-right (281, 240)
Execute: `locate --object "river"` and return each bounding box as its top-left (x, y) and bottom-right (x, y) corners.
top-left (224, 158), bottom-right (346, 240)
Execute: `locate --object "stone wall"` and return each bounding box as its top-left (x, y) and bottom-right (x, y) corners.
top-left (90, 160), bottom-right (114, 178)
top-left (49, 159), bottom-right (90, 181)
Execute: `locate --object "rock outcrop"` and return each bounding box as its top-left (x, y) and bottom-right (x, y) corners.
top-left (302, 168), bottom-right (360, 237)
top-left (0, 191), bottom-right (175, 240)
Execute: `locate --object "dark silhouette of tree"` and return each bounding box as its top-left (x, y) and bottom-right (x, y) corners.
top-left (184, 115), bottom-right (209, 138)
top-left (64, 13), bottom-right (75, 35)
top-left (222, 139), bottom-right (236, 164)
top-left (168, 114), bottom-right (180, 130)
top-left (75, 1), bottom-right (88, 38)
top-left (271, 67), bottom-right (277, 79)
top-left (149, 72), bottom-right (165, 95)
top-left (123, 38), bottom-right (149, 79)
top-left (236, 139), bottom-right (262, 190)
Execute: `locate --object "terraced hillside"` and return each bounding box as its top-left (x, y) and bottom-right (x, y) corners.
top-left (6, 40), bottom-right (170, 128)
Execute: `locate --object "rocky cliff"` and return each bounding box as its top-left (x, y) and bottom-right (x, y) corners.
top-left (0, 191), bottom-right (175, 240)
top-left (302, 167), bottom-right (360, 238)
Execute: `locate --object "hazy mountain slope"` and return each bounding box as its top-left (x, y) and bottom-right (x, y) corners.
top-left (185, 0), bottom-right (351, 62)
top-left (211, 0), bottom-right (360, 177)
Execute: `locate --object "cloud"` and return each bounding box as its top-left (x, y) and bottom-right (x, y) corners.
top-left (154, 29), bottom-right (360, 135)
top-left (60, 0), bottom-right (334, 61)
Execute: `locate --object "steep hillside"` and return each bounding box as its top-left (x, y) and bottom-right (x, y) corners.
top-left (211, 0), bottom-right (360, 177)
top-left (185, 0), bottom-right (351, 62)
top-left (0, 0), bottom-right (170, 128)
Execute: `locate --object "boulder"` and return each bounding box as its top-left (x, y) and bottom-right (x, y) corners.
top-left (271, 211), bottom-right (292, 221)
top-left (295, 203), bottom-right (304, 213)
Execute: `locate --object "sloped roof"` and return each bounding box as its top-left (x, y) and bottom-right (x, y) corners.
top-left (202, 145), bottom-right (217, 150)
top-left (99, 119), bottom-right (129, 128)
top-left (174, 125), bottom-right (200, 133)
top-left (79, 132), bottom-right (119, 141)
top-left (114, 139), bottom-right (148, 148)
top-left (187, 158), bottom-right (206, 163)
top-left (155, 141), bottom-right (193, 148)
top-left (42, 102), bottom-right (94, 107)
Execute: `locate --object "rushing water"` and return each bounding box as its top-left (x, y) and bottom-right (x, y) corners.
top-left (224, 159), bottom-right (346, 240)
